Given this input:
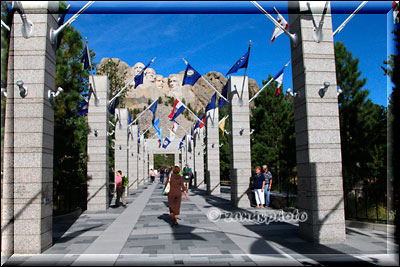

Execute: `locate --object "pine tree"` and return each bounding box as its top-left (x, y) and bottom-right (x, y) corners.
top-left (335, 41), bottom-right (387, 192)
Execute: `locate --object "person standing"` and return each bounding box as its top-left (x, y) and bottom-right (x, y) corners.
top-left (160, 167), bottom-right (165, 184)
top-left (182, 164), bottom-right (191, 191)
top-left (115, 170), bottom-right (126, 207)
top-left (254, 166), bottom-right (266, 208)
top-left (149, 169), bottom-right (155, 183)
top-left (263, 165), bottom-right (273, 207)
top-left (164, 165), bottom-right (188, 226)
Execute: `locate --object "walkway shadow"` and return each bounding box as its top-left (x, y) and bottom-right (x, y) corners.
top-left (55, 225), bottom-right (103, 244)
top-left (157, 213), bottom-right (206, 241)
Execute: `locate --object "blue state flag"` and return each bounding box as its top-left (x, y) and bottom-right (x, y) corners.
top-left (179, 135), bottom-right (186, 150)
top-left (205, 93), bottom-right (217, 113)
top-left (226, 48), bottom-right (250, 76)
top-left (219, 82), bottom-right (228, 108)
top-left (138, 127), bottom-right (140, 144)
top-left (81, 43), bottom-right (90, 70)
top-left (190, 127), bottom-right (194, 141)
top-left (162, 137), bottom-right (171, 149)
top-left (153, 118), bottom-right (162, 139)
top-left (148, 100), bottom-right (158, 124)
top-left (128, 114), bottom-right (132, 125)
top-left (108, 96), bottom-right (119, 115)
top-left (134, 60), bottom-right (152, 89)
top-left (182, 63), bottom-right (202, 86)
top-left (76, 100), bottom-right (88, 115)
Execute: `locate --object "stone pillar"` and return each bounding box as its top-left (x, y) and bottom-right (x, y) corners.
top-left (289, 1), bottom-right (346, 244)
top-left (137, 139), bottom-right (143, 185)
top-left (149, 153), bottom-right (154, 170)
top-left (128, 125), bottom-right (138, 190)
top-left (228, 76), bottom-right (252, 208)
top-left (187, 136), bottom-right (195, 170)
top-left (174, 152), bottom-right (180, 166)
top-left (1, 2), bottom-right (59, 256)
top-left (144, 149), bottom-right (148, 183)
top-left (182, 142), bottom-right (187, 167)
top-left (194, 128), bottom-right (205, 188)
top-left (206, 108), bottom-right (220, 195)
top-left (87, 76), bottom-right (110, 211)
top-left (114, 108), bottom-right (128, 197)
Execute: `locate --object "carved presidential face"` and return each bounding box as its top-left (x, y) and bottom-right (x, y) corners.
top-left (156, 75), bottom-right (163, 89)
top-left (144, 68), bottom-right (156, 83)
top-left (133, 62), bottom-right (145, 76)
top-left (168, 74), bottom-right (179, 89)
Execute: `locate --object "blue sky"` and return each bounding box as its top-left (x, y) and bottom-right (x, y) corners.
top-left (67, 1), bottom-right (396, 107)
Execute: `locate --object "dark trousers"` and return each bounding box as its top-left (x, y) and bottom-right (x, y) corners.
top-left (115, 187), bottom-right (126, 206)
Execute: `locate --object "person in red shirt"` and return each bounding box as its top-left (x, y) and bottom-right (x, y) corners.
top-left (114, 170), bottom-right (126, 207)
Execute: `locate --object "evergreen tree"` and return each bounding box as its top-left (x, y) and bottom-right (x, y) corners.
top-left (250, 75), bottom-right (296, 193)
top-left (335, 41), bottom-right (387, 191)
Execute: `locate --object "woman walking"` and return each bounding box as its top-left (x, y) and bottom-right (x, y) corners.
top-left (164, 165), bottom-right (188, 226)
top-left (254, 166), bottom-right (266, 208)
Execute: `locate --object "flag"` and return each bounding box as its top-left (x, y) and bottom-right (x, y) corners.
top-left (76, 100), bottom-right (88, 115)
top-left (172, 120), bottom-right (179, 133)
top-left (162, 137), bottom-right (171, 149)
top-left (108, 96), bottom-right (119, 115)
top-left (128, 114), bottom-right (132, 125)
top-left (219, 119), bottom-right (226, 136)
top-left (205, 93), bottom-right (217, 113)
top-left (226, 48), bottom-right (250, 76)
top-left (273, 67), bottom-right (286, 96)
top-left (81, 43), bottom-right (90, 70)
top-left (190, 127), bottom-right (194, 140)
top-left (169, 129), bottom-right (176, 141)
top-left (394, 1), bottom-right (399, 24)
top-left (182, 63), bottom-right (202, 86)
top-left (194, 114), bottom-right (204, 131)
top-left (134, 60), bottom-right (152, 89)
top-left (138, 127), bottom-right (140, 144)
top-left (219, 82), bottom-right (228, 108)
top-left (149, 100), bottom-right (158, 124)
top-left (158, 138), bottom-right (162, 148)
top-left (168, 99), bottom-right (186, 121)
top-left (153, 118), bottom-right (162, 139)
top-left (271, 9), bottom-right (289, 43)
top-left (179, 135), bottom-right (186, 150)
top-left (56, 4), bottom-right (70, 49)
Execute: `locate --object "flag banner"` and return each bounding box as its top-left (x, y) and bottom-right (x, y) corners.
top-left (226, 48), bottom-right (250, 76)
top-left (149, 100), bottom-right (158, 124)
top-left (190, 127), bottom-right (194, 140)
top-left (179, 135), bottom-right (186, 150)
top-left (153, 118), bottom-right (162, 139)
top-left (76, 100), bottom-right (88, 115)
top-left (162, 137), bottom-right (171, 149)
top-left (205, 93), bottom-right (217, 113)
top-left (182, 63), bottom-right (202, 86)
top-left (219, 82), bottom-right (228, 108)
top-left (134, 60), bottom-right (152, 89)
top-left (128, 114), bottom-right (132, 125)
top-left (273, 68), bottom-right (285, 96)
top-left (158, 138), bottom-right (162, 148)
top-left (394, 1), bottom-right (399, 24)
top-left (138, 127), bottom-right (140, 144)
top-left (108, 96), bottom-right (119, 115)
top-left (172, 120), bottom-right (179, 133)
top-left (219, 119), bottom-right (226, 136)
top-left (81, 43), bottom-right (90, 70)
top-left (271, 8), bottom-right (289, 43)
top-left (194, 113), bottom-right (204, 131)
top-left (169, 129), bottom-right (176, 141)
top-left (168, 99), bottom-right (186, 121)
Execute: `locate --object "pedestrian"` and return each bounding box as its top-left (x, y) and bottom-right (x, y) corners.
top-left (149, 169), bottom-right (155, 183)
top-left (263, 165), bottom-right (273, 207)
top-left (164, 165), bottom-right (188, 226)
top-left (115, 170), bottom-right (126, 207)
top-left (253, 166), bottom-right (266, 208)
top-left (160, 167), bottom-right (165, 184)
top-left (182, 164), bottom-right (191, 191)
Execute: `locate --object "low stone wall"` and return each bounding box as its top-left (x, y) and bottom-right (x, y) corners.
top-left (270, 192), bottom-right (296, 209)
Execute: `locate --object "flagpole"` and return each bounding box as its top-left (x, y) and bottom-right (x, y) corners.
top-left (219, 115), bottom-right (229, 125)
top-left (85, 37), bottom-right (99, 105)
top-left (251, 1), bottom-right (298, 46)
top-left (333, 1), bottom-right (368, 37)
top-left (240, 40), bottom-right (251, 102)
top-left (182, 58), bottom-right (229, 103)
top-left (128, 98), bottom-right (158, 128)
top-left (50, 1), bottom-right (95, 44)
top-left (249, 61), bottom-right (290, 103)
top-left (1, 20), bottom-right (10, 31)
top-left (109, 57), bottom-right (156, 105)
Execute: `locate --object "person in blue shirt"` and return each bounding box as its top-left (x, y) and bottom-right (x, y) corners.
top-left (254, 166), bottom-right (266, 208)
top-left (263, 165), bottom-right (273, 207)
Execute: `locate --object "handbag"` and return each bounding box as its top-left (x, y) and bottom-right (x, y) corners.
top-left (163, 176), bottom-right (171, 195)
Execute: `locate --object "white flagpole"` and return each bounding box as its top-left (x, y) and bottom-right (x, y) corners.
top-left (109, 57), bottom-right (156, 105)
top-left (50, 1), bottom-right (95, 44)
top-left (333, 1), bottom-right (368, 37)
top-left (127, 98), bottom-right (158, 128)
top-left (1, 20), bottom-right (10, 31)
top-left (219, 115), bottom-right (229, 126)
top-left (182, 58), bottom-right (229, 103)
top-left (175, 97), bottom-right (204, 126)
top-left (85, 37), bottom-right (99, 105)
top-left (249, 61), bottom-right (290, 103)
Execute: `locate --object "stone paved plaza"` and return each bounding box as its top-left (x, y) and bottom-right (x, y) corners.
top-left (2, 181), bottom-right (398, 266)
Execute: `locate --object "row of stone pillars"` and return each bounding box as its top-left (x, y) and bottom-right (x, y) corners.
top-left (2, 1), bottom-right (346, 259)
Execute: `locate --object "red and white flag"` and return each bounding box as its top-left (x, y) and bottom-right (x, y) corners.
top-left (168, 99), bottom-right (186, 121)
top-left (271, 9), bottom-right (289, 43)
top-left (394, 1), bottom-right (399, 24)
top-left (172, 121), bottom-right (179, 133)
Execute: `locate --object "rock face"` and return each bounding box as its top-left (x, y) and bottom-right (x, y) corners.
top-left (98, 58), bottom-right (260, 139)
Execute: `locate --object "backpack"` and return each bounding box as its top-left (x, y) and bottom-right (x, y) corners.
top-left (121, 175), bottom-right (129, 188)
top-left (183, 167), bottom-right (190, 175)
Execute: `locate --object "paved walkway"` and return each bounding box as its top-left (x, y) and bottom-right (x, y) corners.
top-left (3, 181), bottom-right (398, 266)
